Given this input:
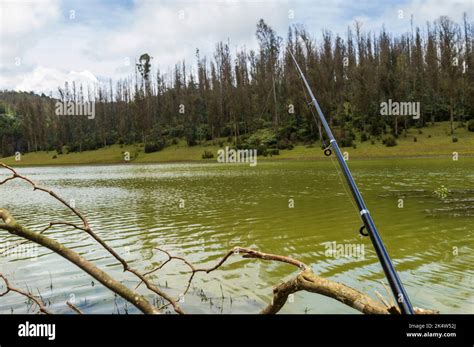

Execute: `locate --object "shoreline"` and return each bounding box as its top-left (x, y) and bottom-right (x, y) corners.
top-left (1, 122), bottom-right (473, 167)
top-left (1, 152), bottom-right (473, 168)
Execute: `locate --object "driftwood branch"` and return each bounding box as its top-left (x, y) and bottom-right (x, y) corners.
top-left (0, 273), bottom-right (52, 314)
top-left (0, 162), bottom-right (181, 314)
top-left (143, 247), bottom-right (307, 311)
top-left (261, 269), bottom-right (439, 314)
top-left (0, 209), bottom-right (160, 314)
top-left (148, 246), bottom-right (437, 314)
top-left (0, 162), bottom-right (438, 315)
top-left (66, 301), bottom-right (83, 314)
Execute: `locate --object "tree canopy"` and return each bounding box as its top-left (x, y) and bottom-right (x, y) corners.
top-left (0, 16), bottom-right (472, 157)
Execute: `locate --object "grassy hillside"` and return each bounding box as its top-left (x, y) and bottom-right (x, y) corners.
top-left (1, 122), bottom-right (473, 166)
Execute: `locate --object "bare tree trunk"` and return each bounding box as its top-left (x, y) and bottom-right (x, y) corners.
top-left (450, 101), bottom-right (454, 135)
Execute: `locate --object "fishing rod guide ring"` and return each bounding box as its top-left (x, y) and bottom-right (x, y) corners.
top-left (359, 225), bottom-right (369, 236)
top-left (322, 139), bottom-right (335, 157)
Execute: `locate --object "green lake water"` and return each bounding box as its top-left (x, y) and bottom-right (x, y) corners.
top-left (0, 158), bottom-right (473, 314)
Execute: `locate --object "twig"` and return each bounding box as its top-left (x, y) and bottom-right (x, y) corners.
top-left (0, 274), bottom-right (52, 314)
top-left (66, 301), bottom-right (83, 314)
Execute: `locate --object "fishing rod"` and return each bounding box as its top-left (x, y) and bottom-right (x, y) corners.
top-left (288, 49), bottom-right (414, 314)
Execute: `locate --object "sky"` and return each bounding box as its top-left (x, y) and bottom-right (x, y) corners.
top-left (0, 0), bottom-right (472, 96)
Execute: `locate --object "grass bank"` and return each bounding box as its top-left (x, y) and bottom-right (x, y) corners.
top-left (2, 122), bottom-right (473, 167)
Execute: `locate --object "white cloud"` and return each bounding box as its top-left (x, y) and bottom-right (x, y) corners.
top-left (0, 0), bottom-right (472, 94)
top-left (91, 0), bottom-right (293, 71)
top-left (354, 0), bottom-right (473, 34)
top-left (0, 0), bottom-right (60, 35)
top-left (0, 0), bottom-right (61, 62)
top-left (14, 66), bottom-right (98, 95)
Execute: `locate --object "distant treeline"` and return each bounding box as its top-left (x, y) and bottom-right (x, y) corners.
top-left (0, 16), bottom-right (473, 157)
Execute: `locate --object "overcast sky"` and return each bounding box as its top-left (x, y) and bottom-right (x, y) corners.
top-left (0, 0), bottom-right (472, 96)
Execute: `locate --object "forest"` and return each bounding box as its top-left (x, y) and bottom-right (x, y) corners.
top-left (0, 16), bottom-right (472, 158)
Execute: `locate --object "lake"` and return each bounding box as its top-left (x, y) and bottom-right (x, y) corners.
top-left (0, 158), bottom-right (473, 314)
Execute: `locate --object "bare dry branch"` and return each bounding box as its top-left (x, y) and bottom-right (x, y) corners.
top-left (0, 209), bottom-right (160, 314)
top-left (0, 162), bottom-right (182, 314)
top-left (66, 301), bottom-right (83, 314)
top-left (374, 289), bottom-right (391, 309)
top-left (0, 274), bottom-right (52, 314)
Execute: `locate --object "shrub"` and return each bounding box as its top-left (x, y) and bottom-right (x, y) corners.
top-left (267, 148), bottom-right (280, 156)
top-left (68, 143), bottom-right (80, 152)
top-left (369, 124), bottom-right (383, 136)
top-left (196, 125), bottom-right (212, 141)
top-left (434, 185), bottom-right (449, 200)
top-left (201, 150), bottom-right (214, 159)
top-left (185, 128), bottom-right (197, 146)
top-left (276, 140), bottom-right (293, 150)
top-left (382, 135), bottom-right (397, 147)
top-left (339, 137), bottom-right (353, 148)
top-left (221, 124), bottom-right (233, 137)
top-left (468, 120), bottom-right (474, 132)
top-left (247, 129), bottom-right (278, 147)
top-left (256, 144), bottom-right (268, 156)
top-left (169, 125), bottom-right (184, 138)
top-left (276, 124), bottom-right (297, 141)
top-left (144, 141), bottom-right (165, 153)
top-left (82, 138), bottom-right (101, 151)
top-left (452, 137), bottom-right (458, 143)
top-left (360, 132), bottom-right (369, 142)
top-left (413, 137), bottom-right (417, 142)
